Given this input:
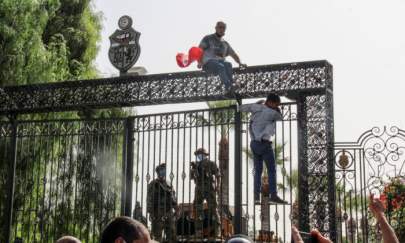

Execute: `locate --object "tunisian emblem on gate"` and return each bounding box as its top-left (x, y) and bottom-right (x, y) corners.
top-left (108, 15), bottom-right (141, 72)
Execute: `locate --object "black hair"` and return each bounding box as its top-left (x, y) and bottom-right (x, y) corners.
top-left (155, 163), bottom-right (166, 174)
top-left (100, 217), bottom-right (145, 243)
top-left (266, 93), bottom-right (280, 103)
top-left (216, 21), bottom-right (226, 27)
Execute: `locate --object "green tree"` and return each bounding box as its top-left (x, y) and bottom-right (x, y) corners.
top-left (206, 100), bottom-right (237, 206)
top-left (0, 0), bottom-right (101, 88)
top-left (0, 1), bottom-right (114, 242)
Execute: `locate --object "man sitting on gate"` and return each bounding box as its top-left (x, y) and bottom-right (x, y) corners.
top-left (240, 93), bottom-right (288, 205)
top-left (198, 21), bottom-right (247, 93)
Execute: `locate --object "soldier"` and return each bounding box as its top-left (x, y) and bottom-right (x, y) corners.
top-left (191, 148), bottom-right (221, 238)
top-left (146, 163), bottom-right (177, 242)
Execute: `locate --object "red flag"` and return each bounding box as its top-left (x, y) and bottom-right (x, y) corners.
top-left (176, 47), bottom-right (203, 68)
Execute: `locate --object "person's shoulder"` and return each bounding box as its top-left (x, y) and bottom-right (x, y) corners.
top-left (149, 179), bottom-right (159, 185)
top-left (222, 38), bottom-right (231, 44)
top-left (202, 160), bottom-right (212, 165)
top-left (265, 106), bottom-right (278, 113)
top-left (208, 160), bottom-right (217, 166)
top-left (251, 103), bottom-right (265, 110)
top-left (264, 107), bottom-right (282, 117)
top-left (203, 34), bottom-right (215, 40)
top-left (163, 180), bottom-right (172, 187)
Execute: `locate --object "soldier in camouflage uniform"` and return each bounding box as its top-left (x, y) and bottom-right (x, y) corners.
top-left (191, 148), bottom-right (221, 237)
top-left (147, 163), bottom-right (177, 242)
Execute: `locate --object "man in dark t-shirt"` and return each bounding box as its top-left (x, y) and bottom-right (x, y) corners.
top-left (198, 21), bottom-right (247, 92)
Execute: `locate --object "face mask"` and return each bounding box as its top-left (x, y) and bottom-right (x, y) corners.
top-left (158, 168), bottom-right (166, 178)
top-left (196, 154), bottom-right (205, 162)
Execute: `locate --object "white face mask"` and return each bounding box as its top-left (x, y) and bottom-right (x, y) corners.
top-left (196, 154), bottom-right (205, 162)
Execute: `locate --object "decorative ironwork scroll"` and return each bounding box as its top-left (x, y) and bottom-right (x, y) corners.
top-left (334, 126), bottom-right (405, 242)
top-left (0, 60), bottom-right (331, 115)
top-left (0, 59), bottom-right (336, 241)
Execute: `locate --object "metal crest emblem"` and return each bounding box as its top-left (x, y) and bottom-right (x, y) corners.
top-left (108, 16), bottom-right (141, 72)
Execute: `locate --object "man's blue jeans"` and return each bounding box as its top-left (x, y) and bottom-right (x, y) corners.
top-left (250, 140), bottom-right (277, 198)
top-left (203, 59), bottom-right (233, 89)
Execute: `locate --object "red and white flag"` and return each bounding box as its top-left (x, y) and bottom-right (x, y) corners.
top-left (176, 47), bottom-right (203, 68)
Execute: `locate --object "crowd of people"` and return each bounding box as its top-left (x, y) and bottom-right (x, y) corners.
top-left (48, 173), bottom-right (399, 243)
top-left (50, 179), bottom-right (399, 243)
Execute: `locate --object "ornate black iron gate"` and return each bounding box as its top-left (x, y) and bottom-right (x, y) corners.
top-left (0, 119), bottom-right (127, 243)
top-left (334, 126), bottom-right (405, 243)
top-left (1, 60), bottom-right (335, 242)
top-left (130, 103), bottom-right (298, 242)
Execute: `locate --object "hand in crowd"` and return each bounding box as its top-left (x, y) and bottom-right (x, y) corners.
top-left (368, 193), bottom-right (385, 220)
top-left (291, 226), bottom-right (333, 243)
top-left (369, 193), bottom-right (400, 243)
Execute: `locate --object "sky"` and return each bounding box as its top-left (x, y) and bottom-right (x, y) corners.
top-left (93, 0), bottom-right (405, 142)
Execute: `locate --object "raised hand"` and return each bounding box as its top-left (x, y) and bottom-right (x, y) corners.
top-left (369, 193), bottom-right (385, 220)
top-left (310, 229), bottom-right (333, 243)
top-left (291, 226), bottom-right (304, 243)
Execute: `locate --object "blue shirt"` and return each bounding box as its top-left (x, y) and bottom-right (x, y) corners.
top-left (240, 103), bottom-right (282, 141)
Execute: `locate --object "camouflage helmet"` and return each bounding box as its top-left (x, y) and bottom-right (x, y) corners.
top-left (155, 163), bottom-right (166, 174)
top-left (194, 148), bottom-right (209, 156)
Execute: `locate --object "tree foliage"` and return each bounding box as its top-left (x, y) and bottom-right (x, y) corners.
top-left (0, 1), bottom-right (108, 242)
top-left (0, 0), bottom-right (102, 87)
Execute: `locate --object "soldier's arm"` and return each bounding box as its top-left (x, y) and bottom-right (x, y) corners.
top-left (213, 163), bottom-right (220, 178)
top-left (212, 162), bottom-right (221, 190)
top-left (190, 162), bottom-right (197, 180)
top-left (171, 186), bottom-right (178, 205)
top-left (146, 183), bottom-right (153, 213)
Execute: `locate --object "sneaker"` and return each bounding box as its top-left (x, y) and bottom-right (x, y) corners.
top-left (268, 194), bottom-right (288, 205)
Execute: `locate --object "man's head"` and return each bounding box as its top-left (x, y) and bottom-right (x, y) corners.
top-left (100, 217), bottom-right (151, 243)
top-left (56, 236), bottom-right (81, 243)
top-left (215, 21), bottom-right (227, 37)
top-left (194, 148), bottom-right (209, 162)
top-left (155, 163), bottom-right (166, 180)
top-left (265, 93), bottom-right (281, 109)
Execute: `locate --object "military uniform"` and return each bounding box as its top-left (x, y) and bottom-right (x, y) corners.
top-left (147, 164), bottom-right (177, 242)
top-left (191, 148), bottom-right (221, 237)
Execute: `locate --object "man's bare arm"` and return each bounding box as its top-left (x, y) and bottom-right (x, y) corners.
top-left (230, 52), bottom-right (247, 68)
top-left (369, 194), bottom-right (399, 243)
